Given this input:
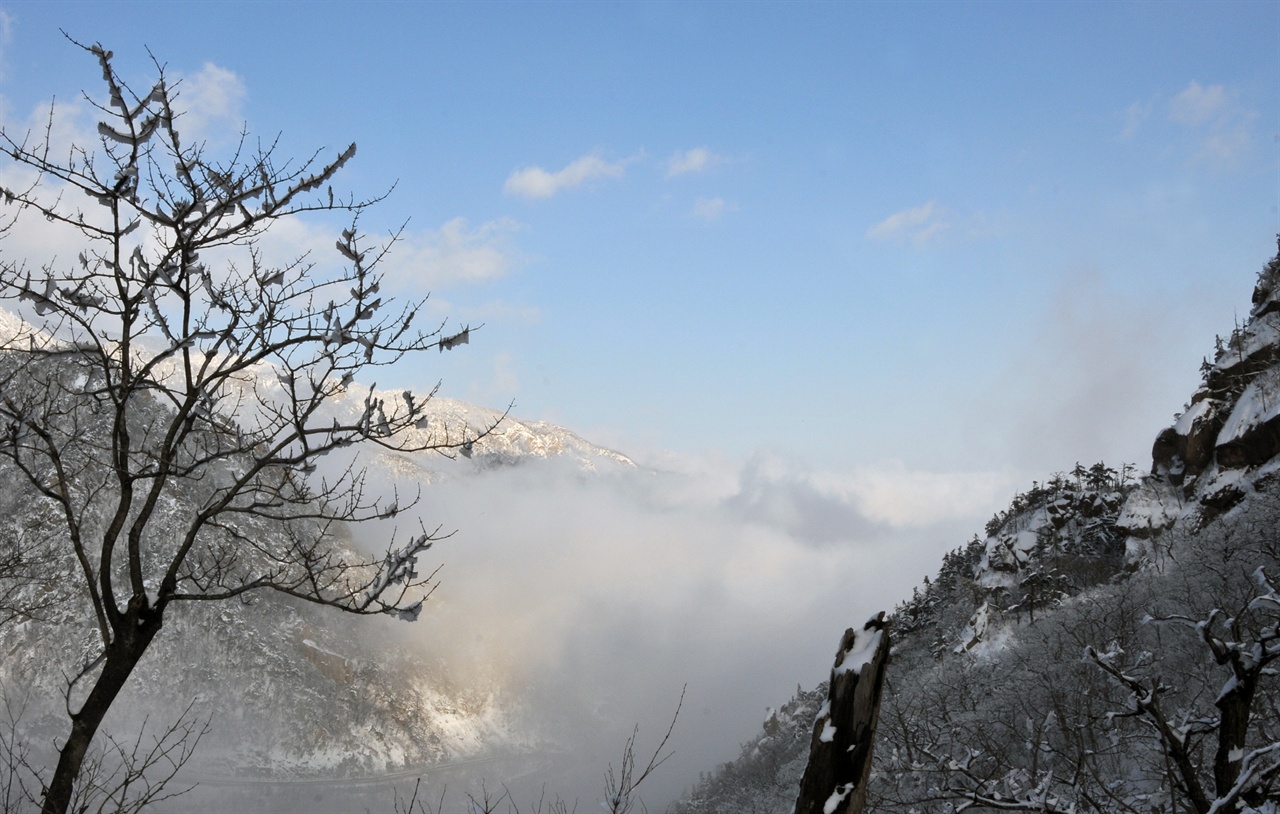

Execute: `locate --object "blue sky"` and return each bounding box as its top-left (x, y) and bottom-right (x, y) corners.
top-left (1, 2), bottom-right (1276, 482)
top-left (1, 1), bottom-right (1278, 800)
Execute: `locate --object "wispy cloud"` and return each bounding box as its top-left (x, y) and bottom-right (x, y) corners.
top-left (1120, 99), bottom-right (1153, 141)
top-left (0, 10), bottom-right (14, 83)
top-left (866, 200), bottom-right (948, 245)
top-left (504, 152), bottom-right (628, 199)
top-left (866, 201), bottom-right (998, 247)
top-left (666, 146), bottom-right (721, 178)
top-left (1169, 80), bottom-right (1228, 127)
top-left (972, 267), bottom-right (1212, 473)
top-left (691, 196), bottom-right (734, 220)
top-left (1166, 80), bottom-right (1256, 167)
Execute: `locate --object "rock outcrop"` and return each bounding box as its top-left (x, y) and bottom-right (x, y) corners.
top-left (1139, 237), bottom-right (1280, 532)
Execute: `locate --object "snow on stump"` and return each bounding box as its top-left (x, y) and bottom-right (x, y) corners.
top-left (793, 613), bottom-right (890, 814)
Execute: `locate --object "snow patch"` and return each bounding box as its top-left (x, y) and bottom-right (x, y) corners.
top-left (1216, 312), bottom-right (1280, 373)
top-left (823, 783), bottom-right (855, 814)
top-left (835, 627), bottom-right (883, 676)
top-left (1116, 480), bottom-right (1183, 541)
top-left (1217, 368), bottom-right (1280, 446)
top-left (1174, 399), bottom-right (1215, 435)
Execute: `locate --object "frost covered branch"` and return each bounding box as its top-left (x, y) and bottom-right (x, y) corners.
top-left (0, 40), bottom-right (496, 814)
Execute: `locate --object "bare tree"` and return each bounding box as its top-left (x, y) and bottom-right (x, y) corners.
top-left (62, 704), bottom-right (210, 814)
top-left (1087, 563), bottom-right (1280, 814)
top-left (0, 529), bottom-right (52, 631)
top-left (601, 686), bottom-right (684, 814)
top-left (0, 40), bottom-right (498, 814)
top-left (385, 691), bottom-right (684, 814)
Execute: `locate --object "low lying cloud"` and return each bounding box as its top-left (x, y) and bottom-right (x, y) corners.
top-left (504, 152), bottom-right (629, 199)
top-left (364, 448), bottom-right (1008, 804)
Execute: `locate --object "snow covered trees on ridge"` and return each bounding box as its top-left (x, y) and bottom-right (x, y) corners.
top-left (681, 477), bottom-right (1280, 814)
top-left (0, 40), bottom-right (492, 814)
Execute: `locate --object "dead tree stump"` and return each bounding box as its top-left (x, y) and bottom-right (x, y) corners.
top-left (793, 612), bottom-right (890, 814)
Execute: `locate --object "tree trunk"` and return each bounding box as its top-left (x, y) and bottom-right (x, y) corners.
top-left (42, 603), bottom-right (162, 814)
top-left (794, 613), bottom-right (890, 814)
top-left (1213, 671), bottom-right (1257, 813)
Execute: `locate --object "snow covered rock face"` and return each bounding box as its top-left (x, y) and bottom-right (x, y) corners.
top-left (953, 477), bottom-right (1130, 650)
top-left (1148, 239), bottom-right (1280, 519)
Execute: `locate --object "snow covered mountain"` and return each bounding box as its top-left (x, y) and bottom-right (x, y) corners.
top-left (0, 317), bottom-right (634, 810)
top-left (677, 237), bottom-right (1280, 814)
top-left (10, 231), bottom-right (1280, 814)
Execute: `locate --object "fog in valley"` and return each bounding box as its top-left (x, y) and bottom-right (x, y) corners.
top-left (314, 447), bottom-right (1014, 808)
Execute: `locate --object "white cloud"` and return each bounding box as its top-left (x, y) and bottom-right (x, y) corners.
top-left (1201, 126), bottom-right (1254, 164)
top-left (389, 217), bottom-right (523, 289)
top-left (691, 196), bottom-right (733, 220)
top-left (171, 62), bottom-right (246, 147)
top-left (503, 152), bottom-right (628, 199)
top-left (0, 100), bottom-right (103, 286)
top-left (249, 215), bottom-right (523, 294)
top-left (0, 59), bottom-right (244, 157)
top-left (666, 146), bottom-right (721, 178)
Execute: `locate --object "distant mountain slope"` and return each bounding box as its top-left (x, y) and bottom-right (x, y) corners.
top-left (345, 391), bottom-right (636, 480)
top-left (0, 316), bottom-right (632, 798)
top-left (676, 237), bottom-right (1280, 814)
